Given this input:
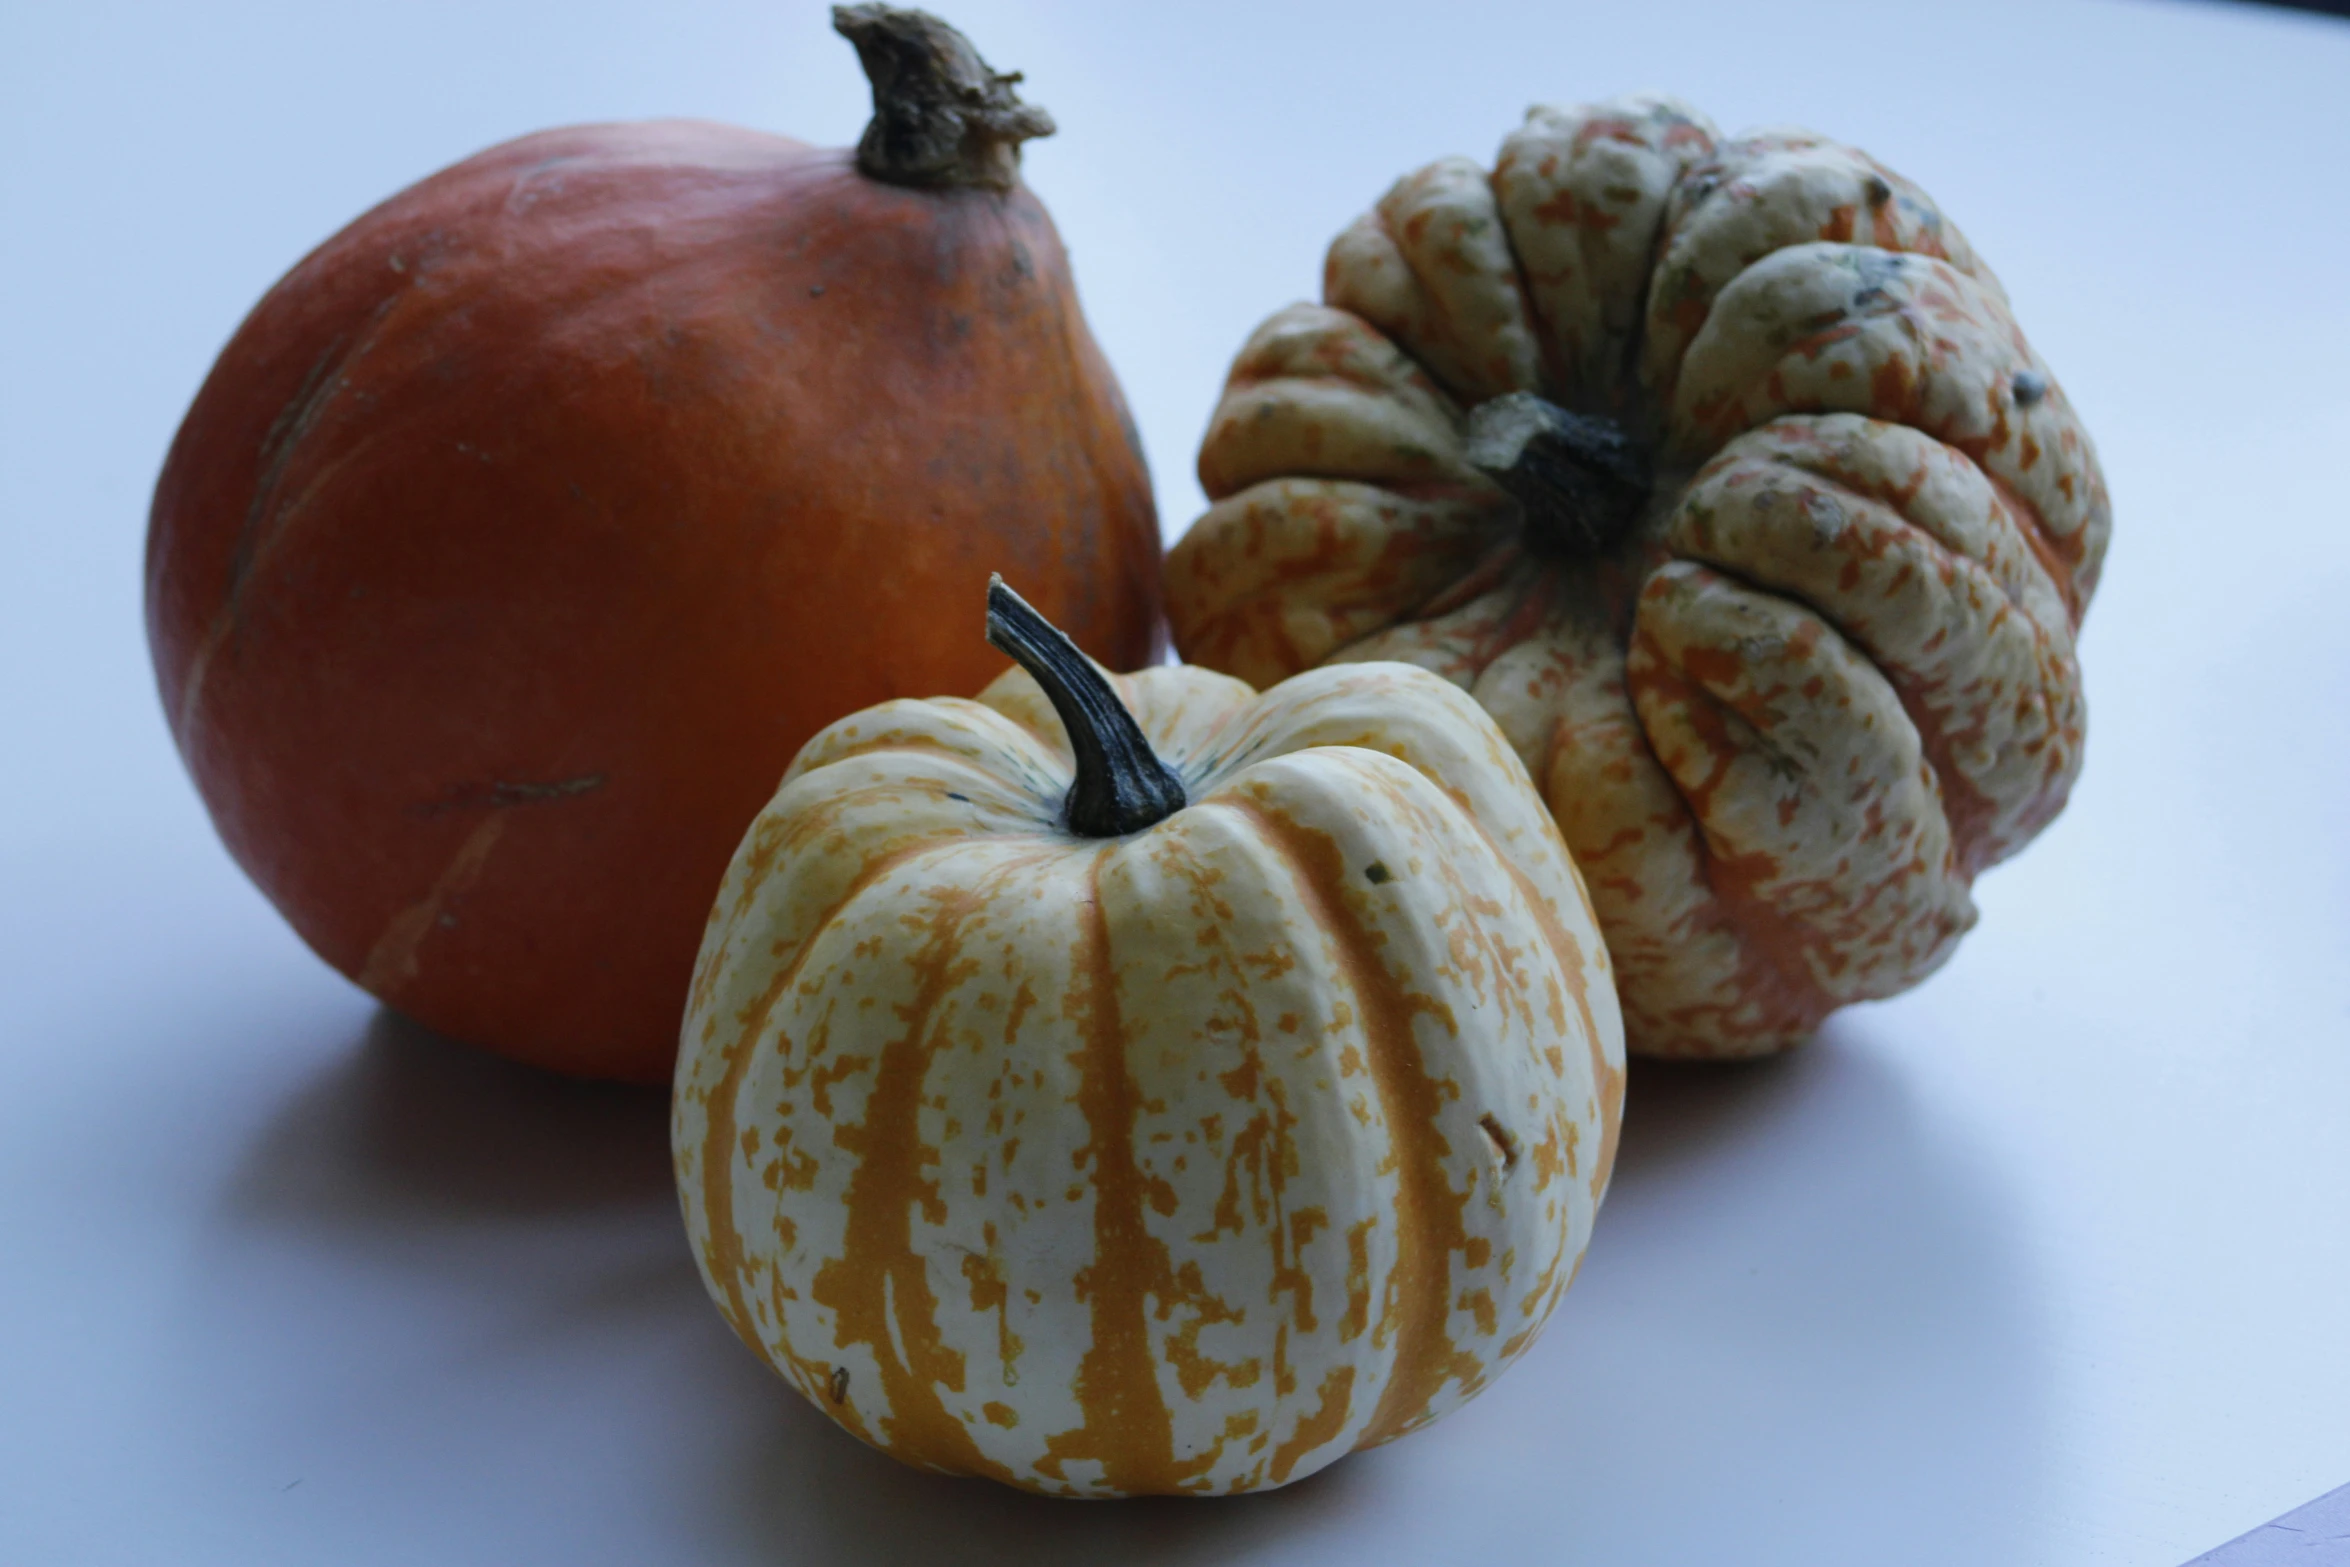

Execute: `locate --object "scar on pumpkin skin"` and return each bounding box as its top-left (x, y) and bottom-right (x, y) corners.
top-left (1478, 1114), bottom-right (1519, 1173)
top-left (172, 286), bottom-right (416, 749)
top-left (356, 812), bottom-right (508, 996)
top-left (407, 772), bottom-right (608, 817)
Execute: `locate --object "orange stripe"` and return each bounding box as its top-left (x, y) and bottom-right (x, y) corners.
top-left (1035, 848), bottom-right (1190, 1493)
top-left (1494, 850), bottom-right (1622, 1203)
top-left (1221, 793), bottom-right (1472, 1449)
top-left (1268, 1366), bottom-right (1358, 1485)
top-left (807, 865), bottom-right (1021, 1483)
top-left (1621, 613), bottom-right (1843, 1042)
top-left (692, 841), bottom-right (937, 1372)
top-left (1431, 787), bottom-right (1624, 1207)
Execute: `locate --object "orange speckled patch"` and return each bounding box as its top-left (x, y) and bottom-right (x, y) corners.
top-left (1169, 93), bottom-right (2105, 1061)
top-left (672, 662), bottom-right (1621, 1496)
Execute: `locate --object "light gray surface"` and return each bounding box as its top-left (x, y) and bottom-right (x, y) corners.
top-left (3, 0), bottom-right (2347, 1562)
top-left (2188, 1484), bottom-right (2350, 1564)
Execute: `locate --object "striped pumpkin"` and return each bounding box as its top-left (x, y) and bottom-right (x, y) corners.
top-left (1166, 99), bottom-right (2109, 1059)
top-left (673, 582), bottom-right (1623, 1496)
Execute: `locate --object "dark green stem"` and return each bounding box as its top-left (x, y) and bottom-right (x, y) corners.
top-left (985, 577), bottom-right (1186, 838)
top-left (833, 5), bottom-right (1054, 192)
top-left (1464, 392), bottom-right (1651, 558)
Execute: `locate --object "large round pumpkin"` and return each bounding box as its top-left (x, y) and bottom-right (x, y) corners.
top-left (675, 582), bottom-right (1623, 1495)
top-left (145, 7), bottom-right (1162, 1081)
top-left (1167, 98), bottom-right (2108, 1059)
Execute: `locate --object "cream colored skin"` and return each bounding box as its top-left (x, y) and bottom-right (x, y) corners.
top-left (1169, 97), bottom-right (2108, 1058)
top-left (674, 661), bottom-right (1624, 1496)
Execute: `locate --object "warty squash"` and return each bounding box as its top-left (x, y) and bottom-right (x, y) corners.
top-left (1167, 98), bottom-right (2108, 1059)
top-left (673, 581), bottom-right (1624, 1495)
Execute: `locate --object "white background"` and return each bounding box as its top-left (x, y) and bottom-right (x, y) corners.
top-left (4, 0), bottom-right (2347, 1561)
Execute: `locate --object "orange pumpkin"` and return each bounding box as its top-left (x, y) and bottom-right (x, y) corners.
top-left (145, 6), bottom-right (1162, 1082)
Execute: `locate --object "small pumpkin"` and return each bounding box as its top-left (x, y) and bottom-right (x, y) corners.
top-left (674, 581), bottom-right (1623, 1496)
top-left (1167, 97), bottom-right (2108, 1058)
top-left (145, 6), bottom-right (1161, 1082)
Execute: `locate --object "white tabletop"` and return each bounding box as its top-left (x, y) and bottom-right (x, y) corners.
top-left (4, 1), bottom-right (2347, 1562)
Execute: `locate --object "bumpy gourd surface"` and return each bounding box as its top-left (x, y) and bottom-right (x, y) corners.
top-left (1168, 98), bottom-right (2108, 1057)
top-left (674, 662), bottom-right (1623, 1495)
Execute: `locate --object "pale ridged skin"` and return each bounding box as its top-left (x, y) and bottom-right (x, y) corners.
top-left (1168, 96), bottom-right (2107, 1058)
top-left (674, 661), bottom-right (1624, 1496)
